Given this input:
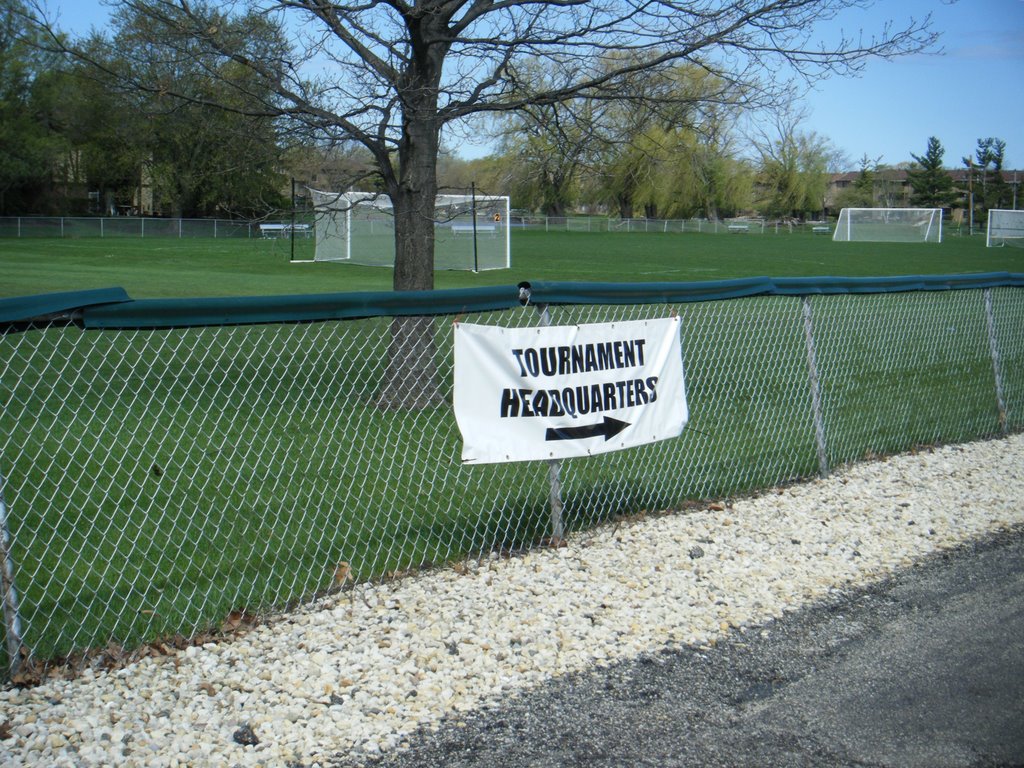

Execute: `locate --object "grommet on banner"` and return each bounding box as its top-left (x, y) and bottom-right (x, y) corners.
top-left (517, 281), bottom-right (532, 306)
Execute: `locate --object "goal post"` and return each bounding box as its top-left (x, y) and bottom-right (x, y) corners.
top-left (309, 189), bottom-right (511, 270)
top-left (986, 209), bottom-right (1024, 248)
top-left (832, 208), bottom-right (943, 243)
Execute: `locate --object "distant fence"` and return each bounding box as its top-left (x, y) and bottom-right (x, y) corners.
top-left (1, 274), bottom-right (1022, 678)
top-left (0, 216), bottom-right (302, 239)
top-left (518, 216), bottom-right (828, 234)
top-left (0, 215), bottom-right (821, 239)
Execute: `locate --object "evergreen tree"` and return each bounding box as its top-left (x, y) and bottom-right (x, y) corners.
top-left (986, 138), bottom-right (1012, 210)
top-left (964, 137), bottom-right (1012, 221)
top-left (907, 136), bottom-right (955, 208)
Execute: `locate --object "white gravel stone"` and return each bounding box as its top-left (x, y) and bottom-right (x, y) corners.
top-left (1, 435), bottom-right (1023, 767)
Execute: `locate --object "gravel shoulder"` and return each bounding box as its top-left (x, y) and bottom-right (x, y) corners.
top-left (1, 434), bottom-right (1022, 767)
top-left (361, 526), bottom-right (1024, 768)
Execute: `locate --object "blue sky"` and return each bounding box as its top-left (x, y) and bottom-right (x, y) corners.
top-left (48, 0), bottom-right (1024, 169)
top-left (796, 0), bottom-right (1024, 169)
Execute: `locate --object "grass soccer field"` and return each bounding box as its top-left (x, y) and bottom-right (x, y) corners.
top-left (1, 228), bottom-right (1022, 299)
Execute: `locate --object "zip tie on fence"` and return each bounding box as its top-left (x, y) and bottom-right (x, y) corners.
top-left (517, 281), bottom-right (532, 306)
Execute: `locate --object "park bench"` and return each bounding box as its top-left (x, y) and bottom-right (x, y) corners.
top-left (451, 223), bottom-right (497, 234)
top-left (259, 223), bottom-right (312, 239)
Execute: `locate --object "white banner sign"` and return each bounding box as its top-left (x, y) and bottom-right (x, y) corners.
top-left (454, 317), bottom-right (688, 464)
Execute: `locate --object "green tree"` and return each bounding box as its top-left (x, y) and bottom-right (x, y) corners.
top-left (16, 5), bottom-right (290, 218)
top-left (0, 0), bottom-right (65, 213)
top-left (496, 62), bottom-right (753, 221)
top-left (91, 9), bottom-right (289, 217)
top-left (961, 138), bottom-right (1011, 226)
top-left (626, 123), bottom-right (752, 220)
top-left (984, 138), bottom-right (1012, 211)
top-left (592, 64), bottom-right (750, 220)
top-left (45, 61), bottom-right (148, 213)
top-left (907, 137), bottom-right (955, 208)
top-left (752, 110), bottom-right (836, 219)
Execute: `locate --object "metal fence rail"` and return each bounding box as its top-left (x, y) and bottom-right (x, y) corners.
top-left (1, 276), bottom-right (1022, 678)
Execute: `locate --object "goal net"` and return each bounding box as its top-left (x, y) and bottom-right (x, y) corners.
top-left (309, 189), bottom-right (511, 270)
top-left (832, 208), bottom-right (943, 243)
top-left (986, 209), bottom-right (1024, 248)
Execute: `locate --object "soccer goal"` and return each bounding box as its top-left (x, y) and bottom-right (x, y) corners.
top-left (309, 189), bottom-right (511, 270)
top-left (986, 209), bottom-right (1024, 248)
top-left (832, 208), bottom-right (943, 243)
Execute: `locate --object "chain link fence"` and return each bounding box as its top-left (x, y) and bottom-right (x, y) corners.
top-left (0, 217), bottom-right (305, 239)
top-left (0, 214), bottom-right (820, 240)
top-left (515, 215), bottom-right (829, 234)
top-left (1, 277), bottom-right (1022, 678)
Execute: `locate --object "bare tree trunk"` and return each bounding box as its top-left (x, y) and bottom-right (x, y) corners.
top-left (391, 179), bottom-right (436, 293)
top-left (377, 315), bottom-right (443, 410)
top-left (377, 97), bottom-right (444, 410)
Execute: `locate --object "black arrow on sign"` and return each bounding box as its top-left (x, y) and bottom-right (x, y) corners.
top-left (545, 416), bottom-right (631, 442)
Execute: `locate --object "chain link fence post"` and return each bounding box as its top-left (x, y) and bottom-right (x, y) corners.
top-left (801, 296), bottom-right (830, 477)
top-left (0, 465), bottom-right (25, 675)
top-left (983, 288), bottom-right (1009, 435)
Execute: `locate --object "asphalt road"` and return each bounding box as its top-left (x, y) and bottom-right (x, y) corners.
top-left (344, 527), bottom-right (1024, 768)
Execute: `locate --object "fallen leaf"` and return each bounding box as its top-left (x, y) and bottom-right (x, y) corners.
top-left (333, 562), bottom-right (351, 586)
top-left (221, 610), bottom-right (246, 633)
